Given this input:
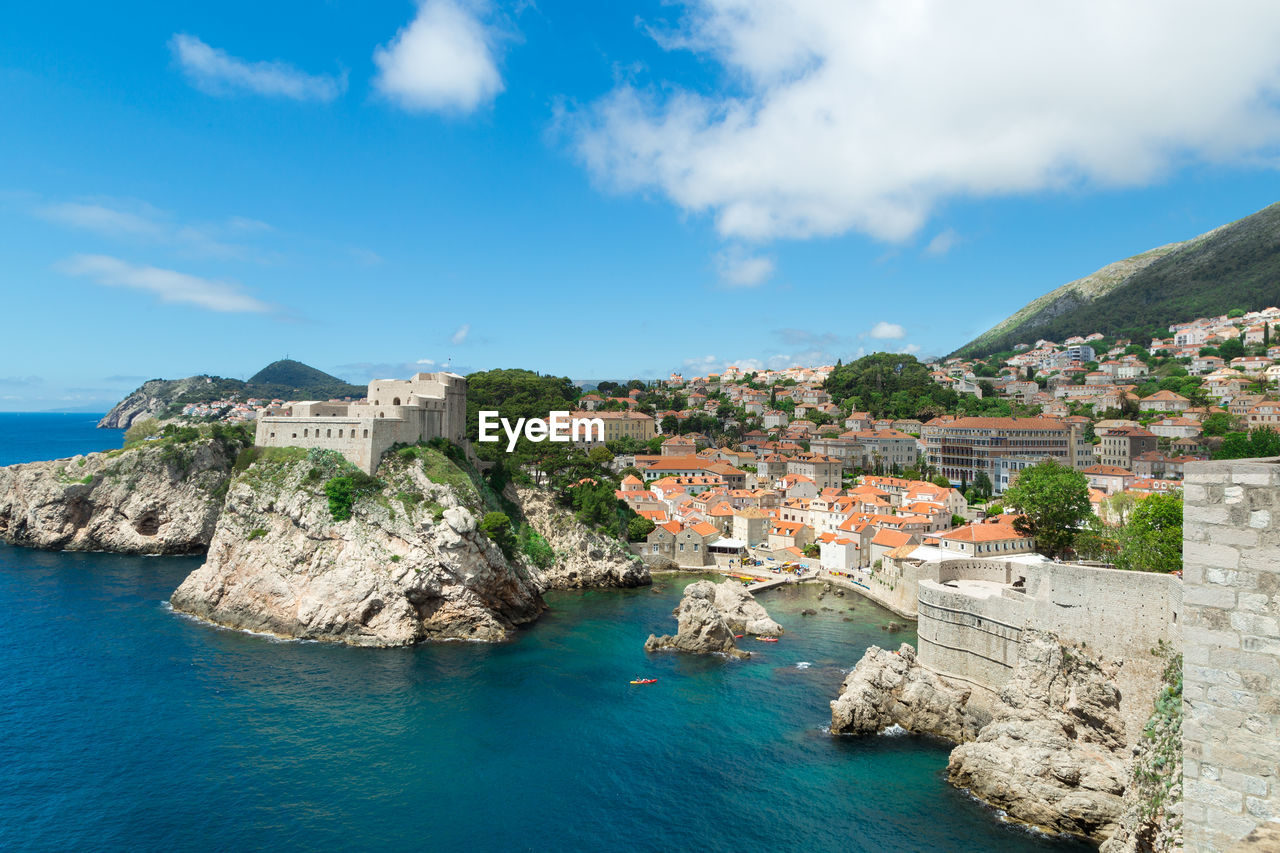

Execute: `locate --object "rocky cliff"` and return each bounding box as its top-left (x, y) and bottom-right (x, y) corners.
top-left (1100, 654), bottom-right (1183, 853)
top-left (833, 631), bottom-right (1137, 844)
top-left (0, 433), bottom-right (245, 554)
top-left (170, 446), bottom-right (545, 646)
top-left (514, 485), bottom-right (650, 591)
top-left (947, 632), bottom-right (1130, 842)
top-left (830, 643), bottom-right (986, 741)
top-left (98, 377), bottom-right (206, 429)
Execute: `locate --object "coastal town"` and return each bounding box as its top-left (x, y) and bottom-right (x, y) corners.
top-left (189, 305), bottom-right (1280, 593)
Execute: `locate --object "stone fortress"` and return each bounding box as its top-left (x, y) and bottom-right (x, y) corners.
top-left (254, 372), bottom-right (468, 473)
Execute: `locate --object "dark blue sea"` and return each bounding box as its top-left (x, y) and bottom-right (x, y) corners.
top-left (0, 415), bottom-right (1091, 852)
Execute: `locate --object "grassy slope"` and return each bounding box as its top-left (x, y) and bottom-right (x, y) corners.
top-left (952, 202), bottom-right (1280, 358)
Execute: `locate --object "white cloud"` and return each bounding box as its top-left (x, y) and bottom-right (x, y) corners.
top-left (169, 34), bottom-right (346, 102)
top-left (450, 323), bottom-right (471, 344)
top-left (57, 255), bottom-right (271, 313)
top-left (716, 246), bottom-right (774, 286)
top-left (924, 228), bottom-right (960, 257)
top-left (37, 198), bottom-right (272, 261)
top-left (573, 1), bottom-right (1280, 242)
top-left (373, 0), bottom-right (504, 113)
top-left (38, 202), bottom-right (168, 239)
top-left (868, 321), bottom-right (906, 340)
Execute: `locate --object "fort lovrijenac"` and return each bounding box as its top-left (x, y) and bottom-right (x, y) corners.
top-left (255, 372), bottom-right (468, 474)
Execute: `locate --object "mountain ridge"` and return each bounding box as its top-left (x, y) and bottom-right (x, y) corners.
top-left (97, 360), bottom-right (365, 429)
top-left (951, 202), bottom-right (1280, 358)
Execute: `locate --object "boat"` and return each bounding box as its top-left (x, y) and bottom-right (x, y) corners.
top-left (629, 678), bottom-right (658, 685)
top-left (756, 637), bottom-right (779, 643)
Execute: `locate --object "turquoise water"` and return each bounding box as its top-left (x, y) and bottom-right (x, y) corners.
top-left (0, 416), bottom-right (1090, 852)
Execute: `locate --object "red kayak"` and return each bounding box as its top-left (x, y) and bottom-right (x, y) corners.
top-left (629, 678), bottom-right (658, 685)
top-left (757, 637), bottom-right (779, 643)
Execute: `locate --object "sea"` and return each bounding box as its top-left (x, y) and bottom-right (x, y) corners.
top-left (0, 414), bottom-right (1092, 852)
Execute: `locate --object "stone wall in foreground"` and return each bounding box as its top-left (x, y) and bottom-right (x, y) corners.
top-left (1182, 458), bottom-right (1280, 852)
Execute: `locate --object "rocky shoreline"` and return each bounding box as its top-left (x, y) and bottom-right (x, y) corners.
top-left (0, 435), bottom-right (246, 554)
top-left (644, 578), bottom-right (782, 658)
top-left (0, 437), bottom-right (650, 645)
top-left (830, 631), bottom-right (1182, 847)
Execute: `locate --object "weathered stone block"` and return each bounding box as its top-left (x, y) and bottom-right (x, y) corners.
top-left (1185, 778), bottom-right (1244, 811)
top-left (1187, 504), bottom-right (1232, 525)
top-left (1247, 796), bottom-right (1277, 821)
top-left (1231, 610), bottom-right (1280, 637)
top-left (1211, 526), bottom-right (1261, 549)
top-left (1232, 467), bottom-right (1277, 486)
top-left (1184, 585), bottom-right (1238, 609)
top-left (1186, 541), bottom-right (1241, 570)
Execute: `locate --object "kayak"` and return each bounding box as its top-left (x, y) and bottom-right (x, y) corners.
top-left (756, 637), bottom-right (779, 643)
top-left (629, 678), bottom-right (658, 685)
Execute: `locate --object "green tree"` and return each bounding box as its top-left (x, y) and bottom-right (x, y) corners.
top-left (972, 472), bottom-right (993, 500)
top-left (1114, 492), bottom-right (1183, 573)
top-left (1215, 426), bottom-right (1280, 460)
top-left (627, 515), bottom-right (656, 542)
top-left (1002, 461), bottom-right (1092, 559)
top-left (479, 512), bottom-right (517, 558)
top-left (1218, 338), bottom-right (1245, 361)
top-left (587, 446), bottom-right (615, 468)
top-left (1201, 412), bottom-right (1234, 436)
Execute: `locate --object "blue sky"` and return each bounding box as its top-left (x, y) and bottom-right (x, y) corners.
top-left (5, 1), bottom-right (1280, 411)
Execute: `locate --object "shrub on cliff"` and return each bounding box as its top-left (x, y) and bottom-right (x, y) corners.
top-left (323, 468), bottom-right (382, 522)
top-left (479, 511), bottom-right (517, 558)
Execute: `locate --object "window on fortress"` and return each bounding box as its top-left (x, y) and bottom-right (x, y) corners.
top-left (363, 430), bottom-right (369, 438)
top-left (303, 429), bottom-right (309, 438)
top-left (327, 429), bottom-right (331, 438)
top-left (393, 398), bottom-right (401, 406)
top-left (338, 430), bottom-right (343, 438)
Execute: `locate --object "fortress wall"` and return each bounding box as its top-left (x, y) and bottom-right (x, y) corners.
top-left (256, 418), bottom-right (377, 472)
top-left (869, 558), bottom-right (921, 616)
top-left (930, 559), bottom-right (1016, 585)
top-left (917, 581), bottom-right (1030, 692)
top-left (1182, 458), bottom-right (1280, 851)
top-left (1021, 561), bottom-right (1181, 662)
top-left (916, 558), bottom-right (1181, 743)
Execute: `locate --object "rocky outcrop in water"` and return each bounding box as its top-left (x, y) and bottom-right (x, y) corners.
top-left (830, 643), bottom-right (983, 740)
top-left (170, 447), bottom-right (545, 646)
top-left (0, 436), bottom-right (244, 554)
top-left (712, 579), bottom-right (783, 636)
top-left (833, 631), bottom-right (1138, 844)
top-left (644, 580), bottom-right (748, 658)
top-left (514, 485), bottom-right (650, 591)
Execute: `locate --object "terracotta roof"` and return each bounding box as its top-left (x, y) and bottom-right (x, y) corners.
top-left (940, 521), bottom-right (1029, 543)
top-left (871, 528), bottom-right (913, 548)
top-left (939, 417), bottom-right (1066, 430)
